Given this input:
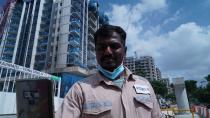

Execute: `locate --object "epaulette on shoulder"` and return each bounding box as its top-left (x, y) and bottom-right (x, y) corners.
top-left (132, 75), bottom-right (149, 82)
top-left (77, 73), bottom-right (97, 84)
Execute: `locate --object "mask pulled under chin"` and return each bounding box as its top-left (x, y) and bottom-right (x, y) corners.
top-left (97, 64), bottom-right (125, 80)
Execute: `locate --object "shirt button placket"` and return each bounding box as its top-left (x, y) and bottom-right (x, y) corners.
top-left (121, 80), bottom-right (130, 118)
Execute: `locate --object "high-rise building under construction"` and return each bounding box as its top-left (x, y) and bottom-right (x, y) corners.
top-left (0, 0), bottom-right (54, 71)
top-left (51, 0), bottom-right (100, 75)
top-left (0, 0), bottom-right (108, 73)
top-left (0, 0), bottom-right (109, 97)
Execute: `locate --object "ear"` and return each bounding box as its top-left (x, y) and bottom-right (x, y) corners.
top-left (124, 46), bottom-right (127, 55)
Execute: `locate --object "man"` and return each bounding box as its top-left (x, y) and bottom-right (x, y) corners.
top-left (55, 25), bottom-right (161, 118)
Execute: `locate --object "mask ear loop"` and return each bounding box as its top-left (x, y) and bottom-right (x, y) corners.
top-left (117, 60), bottom-right (126, 80)
top-left (121, 57), bottom-right (129, 79)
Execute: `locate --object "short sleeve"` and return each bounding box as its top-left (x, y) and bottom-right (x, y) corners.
top-left (55, 83), bottom-right (83, 118)
top-left (147, 82), bottom-right (161, 118)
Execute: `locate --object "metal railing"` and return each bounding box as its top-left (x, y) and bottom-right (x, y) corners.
top-left (0, 60), bottom-right (61, 97)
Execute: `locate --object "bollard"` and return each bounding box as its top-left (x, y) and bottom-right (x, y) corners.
top-left (208, 109), bottom-right (210, 118)
top-left (206, 108), bottom-right (210, 118)
top-left (191, 109), bottom-right (195, 118)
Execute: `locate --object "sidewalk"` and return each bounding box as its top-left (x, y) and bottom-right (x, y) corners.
top-left (0, 115), bottom-right (16, 118)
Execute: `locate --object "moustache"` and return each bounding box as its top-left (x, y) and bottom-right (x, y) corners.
top-left (101, 56), bottom-right (115, 60)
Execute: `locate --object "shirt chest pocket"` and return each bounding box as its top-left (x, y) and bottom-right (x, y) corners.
top-left (81, 101), bottom-right (112, 118)
top-left (134, 95), bottom-right (153, 112)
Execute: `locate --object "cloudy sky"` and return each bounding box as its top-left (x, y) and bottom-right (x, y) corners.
top-left (98, 0), bottom-right (210, 82)
top-left (0, 0), bottom-right (210, 82)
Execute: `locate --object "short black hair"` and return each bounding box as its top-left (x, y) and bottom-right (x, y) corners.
top-left (94, 25), bottom-right (126, 46)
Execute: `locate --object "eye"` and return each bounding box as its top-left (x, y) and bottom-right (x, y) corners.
top-left (110, 43), bottom-right (121, 49)
top-left (96, 45), bottom-right (106, 50)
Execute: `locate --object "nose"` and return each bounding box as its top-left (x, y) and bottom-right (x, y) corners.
top-left (104, 46), bottom-right (113, 55)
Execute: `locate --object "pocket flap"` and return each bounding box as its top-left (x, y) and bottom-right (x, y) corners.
top-left (83, 101), bottom-right (112, 115)
top-left (134, 95), bottom-right (153, 109)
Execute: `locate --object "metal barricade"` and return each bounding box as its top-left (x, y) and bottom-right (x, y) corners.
top-left (193, 105), bottom-right (210, 118)
top-left (161, 108), bottom-right (196, 118)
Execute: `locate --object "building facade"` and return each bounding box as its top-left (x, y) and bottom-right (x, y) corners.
top-left (156, 67), bottom-right (161, 80)
top-left (48, 0), bottom-right (100, 74)
top-left (124, 56), bottom-right (135, 73)
top-left (0, 0), bottom-right (54, 72)
top-left (125, 56), bottom-right (161, 81)
top-left (0, 0), bottom-right (105, 73)
top-left (160, 78), bottom-right (170, 87)
top-left (0, 0), bottom-right (109, 98)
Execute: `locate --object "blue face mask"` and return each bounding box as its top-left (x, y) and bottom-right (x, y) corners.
top-left (97, 64), bottom-right (125, 80)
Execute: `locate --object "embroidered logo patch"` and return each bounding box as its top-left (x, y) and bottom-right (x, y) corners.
top-left (83, 101), bottom-right (112, 110)
top-left (133, 84), bottom-right (150, 94)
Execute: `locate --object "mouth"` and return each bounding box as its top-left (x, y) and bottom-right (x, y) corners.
top-left (102, 58), bottom-right (115, 63)
top-left (99, 58), bottom-right (117, 70)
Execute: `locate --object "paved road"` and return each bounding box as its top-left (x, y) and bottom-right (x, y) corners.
top-left (0, 115), bottom-right (16, 118)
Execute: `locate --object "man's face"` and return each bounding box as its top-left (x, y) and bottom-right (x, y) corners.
top-left (95, 32), bottom-right (126, 72)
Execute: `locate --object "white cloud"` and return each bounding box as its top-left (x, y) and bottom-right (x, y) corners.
top-left (162, 10), bottom-right (181, 26)
top-left (158, 23), bottom-right (210, 70)
top-left (134, 22), bottom-right (210, 80)
top-left (141, 0), bottom-right (167, 12)
top-left (107, 0), bottom-right (210, 80)
top-left (107, 0), bottom-right (167, 30)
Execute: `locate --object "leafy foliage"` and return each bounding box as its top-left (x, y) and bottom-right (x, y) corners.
top-left (150, 80), bottom-right (168, 97)
top-left (185, 80), bottom-right (197, 97)
top-left (184, 76), bottom-right (210, 106)
top-left (135, 69), bottom-right (146, 77)
top-left (205, 74), bottom-right (210, 82)
top-left (165, 93), bottom-right (176, 103)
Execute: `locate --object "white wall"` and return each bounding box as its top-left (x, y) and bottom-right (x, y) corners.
top-left (0, 92), bottom-right (63, 115)
top-left (0, 92), bottom-right (16, 114)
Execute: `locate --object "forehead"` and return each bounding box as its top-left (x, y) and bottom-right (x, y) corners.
top-left (96, 32), bottom-right (122, 44)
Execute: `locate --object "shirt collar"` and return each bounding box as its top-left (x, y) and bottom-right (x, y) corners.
top-left (94, 66), bottom-right (136, 86)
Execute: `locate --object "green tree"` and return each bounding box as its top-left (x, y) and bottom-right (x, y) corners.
top-left (195, 87), bottom-right (210, 104)
top-left (165, 93), bottom-right (176, 103)
top-left (205, 74), bottom-right (210, 82)
top-left (135, 69), bottom-right (146, 77)
top-left (204, 75), bottom-right (210, 105)
top-left (203, 75), bottom-right (210, 105)
top-left (186, 75), bottom-right (210, 105)
top-left (150, 80), bottom-right (168, 97)
top-left (185, 80), bottom-right (197, 98)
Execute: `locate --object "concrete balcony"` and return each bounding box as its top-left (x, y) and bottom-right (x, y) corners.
top-left (69, 39), bottom-right (80, 47)
top-left (88, 18), bottom-right (96, 28)
top-left (71, 12), bottom-right (81, 20)
top-left (70, 20), bottom-right (81, 27)
top-left (70, 29), bottom-right (80, 37)
top-left (3, 50), bottom-right (13, 55)
top-left (88, 41), bottom-right (95, 48)
top-left (88, 33), bottom-right (94, 40)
